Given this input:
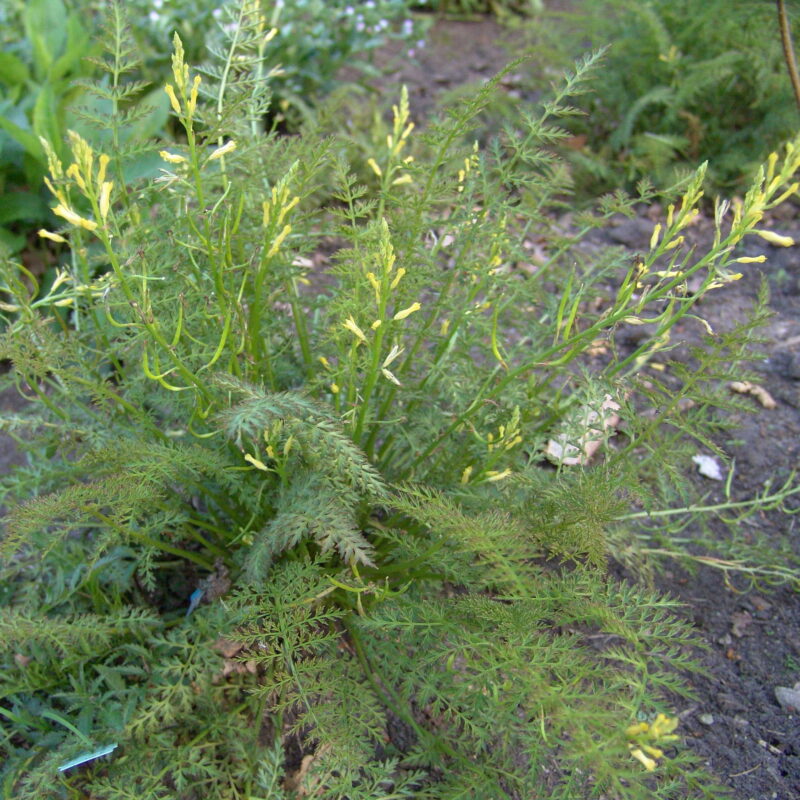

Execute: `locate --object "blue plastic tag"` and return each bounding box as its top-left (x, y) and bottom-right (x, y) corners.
top-left (186, 587), bottom-right (204, 616)
top-left (57, 743), bottom-right (118, 772)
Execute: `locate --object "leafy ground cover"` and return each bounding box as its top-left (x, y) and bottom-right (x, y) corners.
top-left (1, 5), bottom-right (800, 799)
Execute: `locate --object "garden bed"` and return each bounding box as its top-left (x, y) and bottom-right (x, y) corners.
top-left (2, 7), bottom-right (799, 798)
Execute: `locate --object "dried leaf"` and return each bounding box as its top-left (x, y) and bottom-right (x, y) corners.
top-left (213, 638), bottom-right (244, 659)
top-left (731, 610), bottom-right (753, 638)
top-left (283, 745), bottom-right (330, 796)
top-left (284, 754), bottom-right (315, 796)
top-left (729, 381), bottom-right (777, 409)
top-left (14, 653), bottom-right (30, 668)
top-left (587, 339), bottom-right (608, 356)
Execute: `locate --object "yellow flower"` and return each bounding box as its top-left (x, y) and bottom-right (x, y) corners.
top-left (52, 204), bottom-right (97, 232)
top-left (244, 453), bottom-right (269, 471)
top-left (626, 713), bottom-right (679, 772)
top-left (97, 154), bottom-right (110, 188)
top-left (381, 368), bottom-right (401, 386)
top-left (98, 181), bottom-right (113, 222)
top-left (343, 316), bottom-right (368, 343)
top-left (755, 229), bottom-right (795, 247)
top-left (382, 344), bottom-right (404, 368)
top-left (266, 224), bottom-right (291, 258)
top-left (649, 223), bottom-right (662, 250)
top-left (367, 158), bottom-right (382, 177)
top-left (66, 163), bottom-right (87, 193)
top-left (50, 269), bottom-right (70, 291)
top-left (366, 271), bottom-right (381, 301)
top-left (393, 302), bottom-right (421, 321)
top-left (390, 267), bottom-right (406, 290)
top-left (485, 469), bottom-right (512, 482)
top-left (208, 140), bottom-right (237, 161)
top-left (188, 74), bottom-right (201, 115)
top-left (164, 83), bottom-right (182, 116)
top-left (38, 229), bottom-right (67, 243)
top-left (650, 713), bottom-right (679, 738)
top-left (630, 748), bottom-right (656, 772)
top-left (625, 722), bottom-right (649, 737)
top-left (160, 150), bottom-right (187, 164)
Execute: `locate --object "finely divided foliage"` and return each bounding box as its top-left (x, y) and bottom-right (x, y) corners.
top-left (1, 2), bottom-right (799, 797)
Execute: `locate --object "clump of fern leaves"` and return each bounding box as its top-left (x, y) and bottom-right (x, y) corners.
top-left (1, 3), bottom-right (799, 797)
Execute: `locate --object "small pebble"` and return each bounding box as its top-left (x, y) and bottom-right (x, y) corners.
top-left (775, 685), bottom-right (800, 711)
top-left (698, 713), bottom-right (714, 726)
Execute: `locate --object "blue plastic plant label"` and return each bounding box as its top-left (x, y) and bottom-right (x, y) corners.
top-left (57, 743), bottom-right (118, 772)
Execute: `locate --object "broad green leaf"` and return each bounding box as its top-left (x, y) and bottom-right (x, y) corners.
top-left (0, 115), bottom-right (45, 165)
top-left (0, 226), bottom-right (25, 256)
top-left (0, 192), bottom-right (49, 225)
top-left (0, 53), bottom-right (30, 89)
top-left (49, 13), bottom-right (91, 83)
top-left (32, 86), bottom-right (62, 163)
top-left (23, 0), bottom-right (68, 80)
top-left (123, 151), bottom-right (164, 184)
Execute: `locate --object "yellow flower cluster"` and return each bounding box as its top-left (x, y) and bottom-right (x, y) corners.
top-left (457, 141), bottom-right (480, 193)
top-left (366, 86), bottom-right (415, 187)
top-left (262, 168), bottom-right (301, 259)
top-left (38, 132), bottom-right (114, 241)
top-left (626, 713), bottom-right (679, 771)
top-left (164, 34), bottom-right (201, 121)
top-left (486, 406), bottom-right (522, 453)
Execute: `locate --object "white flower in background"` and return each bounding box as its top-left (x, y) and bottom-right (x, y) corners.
top-left (148, 10), bottom-right (160, 23)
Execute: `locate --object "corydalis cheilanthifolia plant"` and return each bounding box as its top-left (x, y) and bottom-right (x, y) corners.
top-left (1, 18), bottom-right (799, 799)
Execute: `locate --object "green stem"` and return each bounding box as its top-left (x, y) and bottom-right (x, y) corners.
top-left (86, 508), bottom-right (215, 570)
top-left (343, 617), bottom-right (459, 762)
top-left (778, 0), bottom-right (800, 112)
top-left (286, 277), bottom-right (314, 379)
top-left (616, 484), bottom-right (800, 522)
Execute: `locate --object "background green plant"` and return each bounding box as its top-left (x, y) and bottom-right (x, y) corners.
top-left (0, 0), bottom-right (425, 255)
top-left (523, 0), bottom-right (800, 196)
top-left (128, 0), bottom-right (426, 127)
top-left (412, 0), bottom-right (541, 18)
top-left (0, 0), bottom-right (97, 254)
top-left (1, 7), bottom-right (799, 798)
